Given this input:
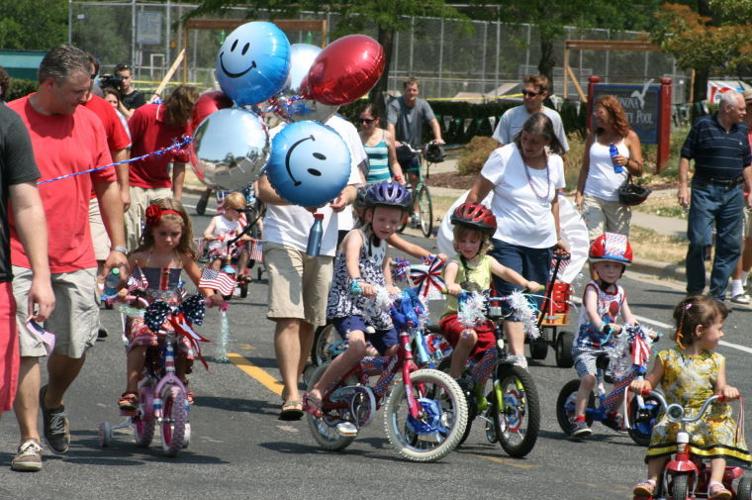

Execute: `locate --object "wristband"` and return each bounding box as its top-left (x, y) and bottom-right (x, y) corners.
top-left (112, 245), bottom-right (128, 255)
top-left (350, 277), bottom-right (364, 295)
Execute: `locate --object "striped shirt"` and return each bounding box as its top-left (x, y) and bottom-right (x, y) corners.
top-left (681, 114), bottom-right (752, 180)
top-left (364, 130), bottom-right (391, 184)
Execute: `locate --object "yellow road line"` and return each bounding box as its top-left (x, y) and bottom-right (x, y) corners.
top-left (227, 352), bottom-right (284, 396)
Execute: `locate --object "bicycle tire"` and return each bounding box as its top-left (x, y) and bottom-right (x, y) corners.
top-left (555, 379), bottom-right (595, 435)
top-left (670, 474), bottom-right (689, 500)
top-left (383, 368), bottom-right (467, 462)
top-left (492, 364), bottom-right (540, 458)
top-left (305, 364), bottom-right (358, 451)
top-left (160, 385), bottom-right (187, 457)
top-left (416, 184), bottom-right (433, 238)
top-left (311, 322), bottom-right (344, 367)
top-left (133, 386), bottom-right (156, 447)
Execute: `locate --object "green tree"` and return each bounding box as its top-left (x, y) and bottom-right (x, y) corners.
top-left (186, 0), bottom-right (466, 116)
top-left (0, 0), bottom-right (66, 51)
top-left (651, 1), bottom-right (752, 106)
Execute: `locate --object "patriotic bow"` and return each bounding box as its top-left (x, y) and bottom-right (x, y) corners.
top-left (144, 294), bottom-right (210, 368)
top-left (409, 255), bottom-right (446, 299)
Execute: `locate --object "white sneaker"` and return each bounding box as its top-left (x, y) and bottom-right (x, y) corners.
top-left (731, 294), bottom-right (751, 305)
top-left (506, 354), bottom-right (528, 369)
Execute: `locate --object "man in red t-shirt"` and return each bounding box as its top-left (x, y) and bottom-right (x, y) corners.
top-left (7, 45), bottom-right (128, 472)
top-left (124, 84), bottom-right (197, 250)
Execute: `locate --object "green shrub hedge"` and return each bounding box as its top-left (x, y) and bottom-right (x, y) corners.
top-left (6, 78), bottom-right (37, 101)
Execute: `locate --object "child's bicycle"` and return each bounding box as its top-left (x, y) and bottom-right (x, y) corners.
top-left (305, 287), bottom-right (468, 462)
top-left (395, 143), bottom-right (435, 238)
top-left (433, 290), bottom-right (541, 457)
top-left (97, 296), bottom-right (207, 457)
top-left (634, 391), bottom-right (752, 500)
top-left (556, 324), bottom-right (661, 445)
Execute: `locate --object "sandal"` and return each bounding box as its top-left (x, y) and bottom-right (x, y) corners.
top-left (279, 400), bottom-right (304, 421)
top-left (302, 392), bottom-right (323, 418)
top-left (118, 392), bottom-right (138, 413)
top-left (186, 389), bottom-right (195, 405)
top-left (709, 481), bottom-right (732, 500)
top-left (632, 479), bottom-right (656, 496)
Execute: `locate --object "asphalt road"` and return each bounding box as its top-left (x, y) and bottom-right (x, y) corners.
top-left (2, 191), bottom-right (751, 500)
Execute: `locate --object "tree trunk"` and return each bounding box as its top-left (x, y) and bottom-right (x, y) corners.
top-left (538, 38), bottom-right (556, 94)
top-left (369, 26), bottom-right (394, 128)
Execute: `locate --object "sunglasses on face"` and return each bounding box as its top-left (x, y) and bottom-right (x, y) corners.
top-left (359, 117), bottom-right (376, 124)
top-left (522, 90), bottom-right (541, 97)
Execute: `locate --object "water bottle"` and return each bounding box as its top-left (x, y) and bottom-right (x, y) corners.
top-left (306, 212), bottom-right (324, 257)
top-left (102, 268), bottom-right (121, 298)
top-left (609, 143), bottom-right (623, 174)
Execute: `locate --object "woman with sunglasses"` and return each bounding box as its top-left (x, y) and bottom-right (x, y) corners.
top-left (358, 103), bottom-right (405, 185)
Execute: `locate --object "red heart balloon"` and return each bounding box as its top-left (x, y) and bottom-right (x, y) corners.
top-left (190, 90), bottom-right (233, 133)
top-left (304, 34), bottom-right (385, 106)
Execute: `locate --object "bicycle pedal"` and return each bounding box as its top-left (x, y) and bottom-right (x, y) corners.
top-left (336, 421), bottom-right (358, 437)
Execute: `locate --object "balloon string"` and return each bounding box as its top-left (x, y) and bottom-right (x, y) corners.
top-left (36, 135), bottom-right (193, 186)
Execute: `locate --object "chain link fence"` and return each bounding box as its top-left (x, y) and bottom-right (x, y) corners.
top-left (69, 1), bottom-right (687, 102)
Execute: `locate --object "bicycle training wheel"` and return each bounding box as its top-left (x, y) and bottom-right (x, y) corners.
top-left (160, 385), bottom-right (188, 457)
top-left (491, 364), bottom-right (540, 458)
top-left (383, 368), bottom-right (467, 462)
top-left (416, 185), bottom-right (433, 238)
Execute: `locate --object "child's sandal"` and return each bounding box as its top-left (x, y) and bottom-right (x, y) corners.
top-left (632, 479), bottom-right (656, 496)
top-left (708, 481), bottom-right (732, 500)
top-left (118, 392), bottom-right (138, 412)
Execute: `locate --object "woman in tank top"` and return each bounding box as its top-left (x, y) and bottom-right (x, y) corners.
top-left (358, 103), bottom-right (405, 185)
top-left (575, 94), bottom-right (644, 242)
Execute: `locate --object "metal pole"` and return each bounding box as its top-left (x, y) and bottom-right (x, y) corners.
top-left (131, 0), bottom-right (137, 72)
top-left (605, 29), bottom-right (610, 83)
top-left (408, 16), bottom-right (415, 79)
top-left (481, 21), bottom-right (487, 95)
top-left (494, 20), bottom-right (500, 96)
top-left (393, 30), bottom-right (399, 93)
top-left (525, 24), bottom-right (531, 72)
top-left (438, 17), bottom-right (444, 97)
top-left (68, 0), bottom-right (73, 45)
top-left (165, 0), bottom-right (171, 80)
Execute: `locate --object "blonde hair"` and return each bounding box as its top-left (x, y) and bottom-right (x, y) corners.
top-left (452, 225), bottom-right (492, 257)
top-left (135, 198), bottom-right (195, 258)
top-left (223, 192), bottom-right (246, 211)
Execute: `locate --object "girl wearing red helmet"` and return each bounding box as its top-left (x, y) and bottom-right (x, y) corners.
top-left (570, 232), bottom-right (637, 438)
top-left (440, 202), bottom-right (543, 380)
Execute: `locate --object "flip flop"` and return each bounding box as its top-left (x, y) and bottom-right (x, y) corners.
top-left (279, 400), bottom-right (304, 421)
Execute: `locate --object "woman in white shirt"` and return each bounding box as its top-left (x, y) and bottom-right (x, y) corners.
top-left (467, 112), bottom-right (569, 367)
top-left (575, 94), bottom-right (643, 240)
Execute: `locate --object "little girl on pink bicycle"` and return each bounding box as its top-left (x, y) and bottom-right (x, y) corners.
top-left (304, 181), bottom-right (410, 431)
top-left (630, 296), bottom-right (751, 499)
top-left (117, 199), bottom-right (222, 413)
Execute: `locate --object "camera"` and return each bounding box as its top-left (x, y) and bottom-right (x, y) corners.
top-left (99, 73), bottom-right (124, 90)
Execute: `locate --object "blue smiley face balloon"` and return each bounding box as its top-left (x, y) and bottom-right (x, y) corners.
top-left (216, 21), bottom-right (291, 106)
top-left (266, 121), bottom-right (351, 207)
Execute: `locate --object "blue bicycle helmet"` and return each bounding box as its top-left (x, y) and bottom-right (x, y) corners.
top-left (365, 181), bottom-right (412, 211)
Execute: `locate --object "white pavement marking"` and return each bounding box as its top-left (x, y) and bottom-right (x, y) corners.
top-left (572, 297), bottom-right (752, 355)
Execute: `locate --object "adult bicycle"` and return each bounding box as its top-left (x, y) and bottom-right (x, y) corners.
top-left (396, 144), bottom-right (435, 238)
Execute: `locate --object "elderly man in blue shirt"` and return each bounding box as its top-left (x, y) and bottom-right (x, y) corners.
top-left (678, 90), bottom-right (752, 300)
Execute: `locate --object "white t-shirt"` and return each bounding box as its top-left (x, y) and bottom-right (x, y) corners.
top-left (492, 105), bottom-right (569, 153)
top-left (263, 117), bottom-right (363, 257)
top-left (583, 138), bottom-right (629, 202)
top-left (324, 115), bottom-right (366, 232)
top-left (206, 214), bottom-right (244, 253)
top-left (480, 143), bottom-right (565, 249)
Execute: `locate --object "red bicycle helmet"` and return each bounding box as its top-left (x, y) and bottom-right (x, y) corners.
top-left (589, 232), bottom-right (633, 265)
top-left (450, 202), bottom-right (497, 235)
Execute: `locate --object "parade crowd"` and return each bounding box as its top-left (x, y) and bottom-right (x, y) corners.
top-left (1, 42), bottom-right (752, 499)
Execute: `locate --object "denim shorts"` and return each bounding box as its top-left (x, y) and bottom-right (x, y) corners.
top-left (331, 315), bottom-right (399, 355)
top-left (573, 348), bottom-right (609, 378)
top-left (489, 239), bottom-right (552, 319)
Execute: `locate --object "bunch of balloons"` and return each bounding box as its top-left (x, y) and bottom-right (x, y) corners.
top-left (190, 21), bottom-right (385, 208)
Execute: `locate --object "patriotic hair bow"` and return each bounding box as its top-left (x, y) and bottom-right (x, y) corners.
top-left (144, 294), bottom-right (210, 368)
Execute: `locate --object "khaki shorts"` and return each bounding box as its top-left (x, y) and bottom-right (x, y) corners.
top-left (581, 194), bottom-right (631, 240)
top-left (263, 242), bottom-right (333, 327)
top-left (89, 197), bottom-right (111, 261)
top-left (744, 207), bottom-right (752, 239)
top-left (124, 186), bottom-right (172, 251)
top-left (12, 266), bottom-right (98, 359)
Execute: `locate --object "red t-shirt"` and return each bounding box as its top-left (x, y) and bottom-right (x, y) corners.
top-left (128, 103), bottom-right (190, 189)
top-left (84, 94), bottom-right (131, 198)
top-left (8, 95), bottom-right (115, 273)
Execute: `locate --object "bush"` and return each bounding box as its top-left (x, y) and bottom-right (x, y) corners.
top-left (6, 78), bottom-right (37, 101)
top-left (457, 136), bottom-right (498, 175)
top-left (563, 131), bottom-right (586, 192)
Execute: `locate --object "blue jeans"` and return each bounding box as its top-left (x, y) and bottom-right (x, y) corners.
top-left (686, 181), bottom-right (744, 299)
top-left (489, 239), bottom-right (552, 318)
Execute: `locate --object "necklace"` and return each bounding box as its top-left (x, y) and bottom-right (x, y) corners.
top-left (523, 160), bottom-right (551, 206)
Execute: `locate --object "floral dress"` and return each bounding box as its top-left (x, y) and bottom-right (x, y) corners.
top-left (326, 228), bottom-right (393, 330)
top-left (125, 266), bottom-right (195, 360)
top-left (646, 347), bottom-right (750, 463)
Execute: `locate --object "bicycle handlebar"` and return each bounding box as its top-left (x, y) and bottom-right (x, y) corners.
top-left (644, 391), bottom-right (723, 424)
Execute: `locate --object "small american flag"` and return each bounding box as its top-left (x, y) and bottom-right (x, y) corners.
top-left (632, 334), bottom-right (652, 367)
top-left (127, 268), bottom-right (149, 292)
top-left (249, 239), bottom-right (263, 262)
top-left (199, 268), bottom-right (236, 296)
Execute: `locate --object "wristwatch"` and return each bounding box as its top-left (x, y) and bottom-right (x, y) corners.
top-left (112, 245), bottom-right (128, 255)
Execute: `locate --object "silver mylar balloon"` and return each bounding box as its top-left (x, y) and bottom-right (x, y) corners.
top-left (191, 107), bottom-right (270, 191)
top-left (284, 43), bottom-right (322, 94)
top-left (275, 43), bottom-right (338, 123)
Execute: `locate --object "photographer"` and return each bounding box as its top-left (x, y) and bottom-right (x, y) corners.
top-left (104, 64), bottom-right (145, 118)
